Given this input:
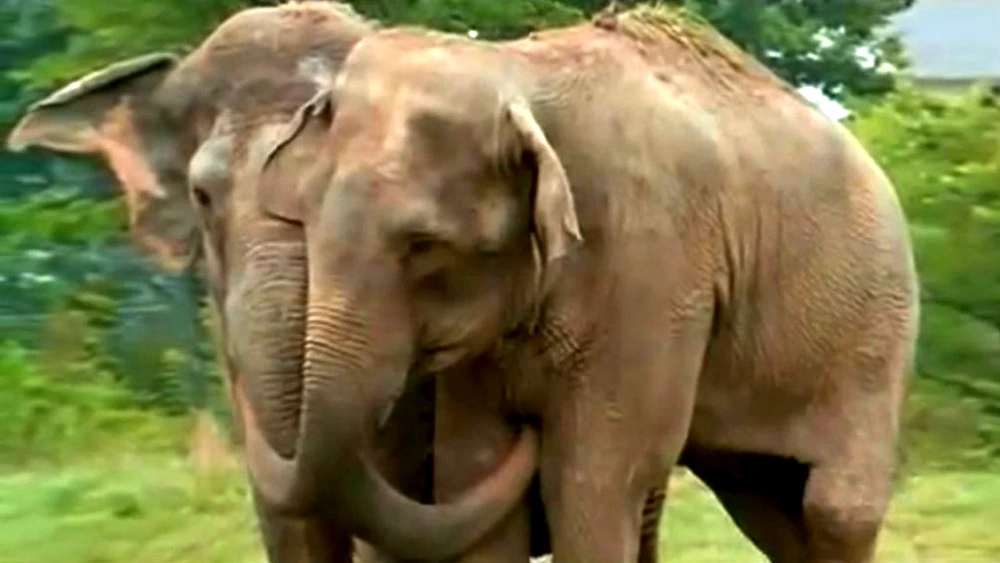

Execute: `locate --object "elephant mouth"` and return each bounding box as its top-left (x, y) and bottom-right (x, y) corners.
top-left (416, 343), bottom-right (467, 374)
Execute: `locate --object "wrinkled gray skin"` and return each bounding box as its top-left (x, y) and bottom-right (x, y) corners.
top-left (257, 8), bottom-right (919, 563)
top-left (6, 3), bottom-right (543, 562)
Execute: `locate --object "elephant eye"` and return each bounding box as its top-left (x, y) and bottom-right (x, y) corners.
top-left (402, 235), bottom-right (454, 279)
top-left (408, 237), bottom-right (437, 255)
top-left (192, 185), bottom-right (212, 208)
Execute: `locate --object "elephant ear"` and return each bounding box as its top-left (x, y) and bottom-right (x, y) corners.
top-left (503, 100), bottom-right (583, 268)
top-left (4, 53), bottom-right (201, 272)
top-left (6, 53), bottom-right (178, 154)
top-left (257, 89), bottom-right (336, 223)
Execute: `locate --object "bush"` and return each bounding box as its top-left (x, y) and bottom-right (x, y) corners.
top-left (850, 83), bottom-right (1000, 468)
top-left (0, 188), bottom-right (220, 467)
top-left (0, 341), bottom-right (187, 466)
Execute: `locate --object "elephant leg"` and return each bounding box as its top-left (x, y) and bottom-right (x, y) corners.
top-left (800, 450), bottom-right (893, 562)
top-left (795, 338), bottom-right (905, 563)
top-left (252, 488), bottom-right (353, 562)
top-left (637, 484), bottom-right (667, 563)
top-left (539, 439), bottom-right (644, 562)
top-left (683, 449), bottom-right (809, 562)
top-left (539, 396), bottom-right (655, 563)
top-left (686, 447), bottom-right (892, 563)
top-left (434, 358), bottom-right (532, 562)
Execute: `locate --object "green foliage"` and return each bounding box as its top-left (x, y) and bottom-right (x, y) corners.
top-left (852, 85), bottom-right (1000, 328)
top-left (0, 341), bottom-right (185, 466)
top-left (394, 0), bottom-right (583, 39)
top-left (593, 0), bottom-right (912, 99)
top-left (0, 0), bottom-right (64, 120)
top-left (0, 190), bottom-right (129, 320)
top-left (0, 0), bottom-right (97, 200)
top-left (0, 188), bottom-right (222, 440)
top-left (14, 0), bottom-right (250, 89)
top-left (0, 188), bottom-right (124, 249)
top-left (850, 83), bottom-right (1000, 465)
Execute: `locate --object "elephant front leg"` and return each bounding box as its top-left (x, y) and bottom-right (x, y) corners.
top-left (434, 360), bottom-right (532, 562)
top-left (538, 415), bottom-right (645, 563)
top-left (540, 363), bottom-right (697, 563)
top-left (251, 488), bottom-right (353, 562)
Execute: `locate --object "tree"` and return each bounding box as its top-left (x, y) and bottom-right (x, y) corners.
top-left (852, 85), bottom-right (1000, 334)
top-left (14, 0), bottom-right (253, 89)
top-left (380, 0), bottom-right (583, 39)
top-left (12, 1), bottom-right (916, 99)
top-left (562, 0), bottom-right (914, 99)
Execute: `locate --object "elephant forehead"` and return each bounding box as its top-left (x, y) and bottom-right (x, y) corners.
top-left (338, 34), bottom-right (501, 119)
top-left (329, 63), bottom-right (502, 207)
top-left (334, 84), bottom-right (491, 169)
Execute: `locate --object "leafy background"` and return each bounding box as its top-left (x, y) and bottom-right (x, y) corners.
top-left (1, 1), bottom-right (998, 561)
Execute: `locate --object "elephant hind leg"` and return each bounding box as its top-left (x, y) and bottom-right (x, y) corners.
top-left (800, 453), bottom-right (893, 563)
top-left (798, 339), bottom-right (905, 562)
top-left (683, 448), bottom-right (809, 563)
top-left (686, 444), bottom-right (893, 563)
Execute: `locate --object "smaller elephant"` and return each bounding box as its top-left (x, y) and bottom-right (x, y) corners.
top-left (254, 6), bottom-right (918, 562)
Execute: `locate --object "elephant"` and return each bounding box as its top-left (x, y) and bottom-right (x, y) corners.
top-left (5, 3), bottom-right (543, 562)
top-left (252, 5), bottom-right (919, 563)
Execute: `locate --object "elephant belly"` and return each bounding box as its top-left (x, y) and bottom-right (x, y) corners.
top-left (682, 366), bottom-right (825, 465)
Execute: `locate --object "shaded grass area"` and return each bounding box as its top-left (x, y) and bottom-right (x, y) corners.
top-left (2, 453), bottom-right (999, 563)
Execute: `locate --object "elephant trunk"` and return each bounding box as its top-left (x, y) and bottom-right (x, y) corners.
top-left (243, 277), bottom-right (540, 560)
top-left (233, 241), bottom-right (308, 459)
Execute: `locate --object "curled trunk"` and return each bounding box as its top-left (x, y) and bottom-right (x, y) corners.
top-left (239, 280), bottom-right (539, 560)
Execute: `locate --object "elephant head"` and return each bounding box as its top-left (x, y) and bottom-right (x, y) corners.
top-left (8, 4), bottom-right (538, 560)
top-left (250, 28), bottom-right (581, 552)
top-left (5, 2), bottom-right (370, 273)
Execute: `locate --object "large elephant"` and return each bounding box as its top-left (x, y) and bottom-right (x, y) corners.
top-left (5, 3), bottom-right (540, 562)
top-left (254, 5), bottom-right (919, 563)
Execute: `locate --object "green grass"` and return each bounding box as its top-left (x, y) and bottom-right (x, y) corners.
top-left (2, 454), bottom-right (999, 562)
top-left (0, 454), bottom-right (262, 563)
top-left (662, 468), bottom-right (1000, 562)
